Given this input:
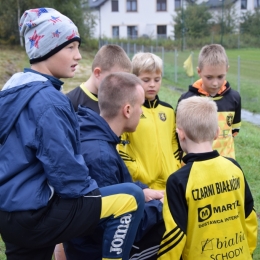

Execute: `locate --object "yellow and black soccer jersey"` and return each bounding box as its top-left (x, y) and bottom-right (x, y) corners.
top-left (118, 95), bottom-right (181, 190)
top-left (66, 83), bottom-right (99, 112)
top-left (158, 151), bottom-right (257, 260)
top-left (178, 79), bottom-right (241, 159)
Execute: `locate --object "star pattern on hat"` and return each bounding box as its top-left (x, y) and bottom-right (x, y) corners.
top-left (49, 16), bottom-right (62, 25)
top-left (30, 8), bottom-right (48, 17)
top-left (25, 20), bottom-right (37, 29)
top-left (52, 30), bottom-right (61, 38)
top-left (66, 30), bottom-right (78, 40)
top-left (29, 30), bottom-right (44, 49)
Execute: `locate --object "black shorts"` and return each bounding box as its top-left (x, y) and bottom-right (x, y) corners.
top-left (0, 189), bottom-right (101, 260)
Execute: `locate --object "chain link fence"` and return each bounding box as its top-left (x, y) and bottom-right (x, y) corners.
top-left (101, 40), bottom-right (260, 114)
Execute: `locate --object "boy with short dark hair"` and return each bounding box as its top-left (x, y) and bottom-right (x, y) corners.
top-left (158, 96), bottom-right (257, 260)
top-left (118, 52), bottom-right (181, 190)
top-left (0, 8), bottom-right (144, 260)
top-left (177, 44), bottom-right (241, 159)
top-left (64, 72), bottom-right (164, 260)
top-left (66, 44), bottom-right (132, 112)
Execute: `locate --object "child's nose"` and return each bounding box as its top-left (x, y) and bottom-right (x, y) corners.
top-left (212, 79), bottom-right (218, 86)
top-left (75, 49), bottom-right (82, 60)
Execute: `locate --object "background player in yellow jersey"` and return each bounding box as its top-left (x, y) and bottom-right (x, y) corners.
top-left (119, 52), bottom-right (181, 190)
top-left (158, 96), bottom-right (257, 260)
top-left (177, 44), bottom-right (241, 159)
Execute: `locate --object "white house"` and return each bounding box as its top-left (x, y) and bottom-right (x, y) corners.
top-left (88, 0), bottom-right (259, 39)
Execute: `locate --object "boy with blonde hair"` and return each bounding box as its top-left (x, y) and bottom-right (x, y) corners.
top-left (177, 44), bottom-right (241, 158)
top-left (158, 96), bottom-right (257, 260)
top-left (67, 44), bottom-right (132, 112)
top-left (119, 52), bottom-right (181, 190)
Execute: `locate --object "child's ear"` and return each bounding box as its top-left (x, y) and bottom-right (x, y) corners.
top-left (123, 104), bottom-right (131, 119)
top-left (214, 127), bottom-right (220, 140)
top-left (226, 65), bottom-right (230, 72)
top-left (93, 67), bottom-right (101, 78)
top-left (177, 127), bottom-right (185, 141)
top-left (197, 67), bottom-right (201, 76)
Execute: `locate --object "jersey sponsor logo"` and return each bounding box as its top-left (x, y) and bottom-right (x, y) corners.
top-left (198, 204), bottom-right (212, 222)
top-left (158, 112), bottom-right (166, 121)
top-left (200, 232), bottom-right (246, 259)
top-left (110, 214), bottom-right (132, 255)
top-left (213, 200), bottom-right (240, 214)
top-left (191, 177), bottom-right (240, 201)
top-left (198, 201), bottom-right (241, 229)
top-left (226, 113), bottom-right (234, 127)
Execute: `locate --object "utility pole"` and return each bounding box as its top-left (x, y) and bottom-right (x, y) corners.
top-left (17, 0), bottom-right (23, 47)
top-left (181, 0), bottom-right (185, 51)
top-left (98, 6), bottom-right (102, 49)
top-left (220, 0), bottom-right (224, 45)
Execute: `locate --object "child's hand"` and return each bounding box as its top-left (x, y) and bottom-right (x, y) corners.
top-left (143, 188), bottom-right (164, 202)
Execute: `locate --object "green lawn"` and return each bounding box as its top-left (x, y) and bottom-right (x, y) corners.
top-left (0, 46), bottom-right (259, 259)
top-left (159, 48), bottom-right (260, 114)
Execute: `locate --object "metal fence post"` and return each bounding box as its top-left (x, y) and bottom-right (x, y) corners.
top-left (127, 42), bottom-right (130, 56)
top-left (237, 56), bottom-right (240, 93)
top-left (174, 48), bottom-right (178, 83)
top-left (162, 46), bottom-right (164, 77)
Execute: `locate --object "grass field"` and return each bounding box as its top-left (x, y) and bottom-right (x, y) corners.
top-left (0, 46), bottom-right (259, 259)
top-left (152, 48), bottom-right (260, 114)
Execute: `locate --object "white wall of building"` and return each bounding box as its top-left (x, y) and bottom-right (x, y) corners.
top-left (91, 0), bottom-right (178, 39)
top-left (90, 0), bottom-right (256, 39)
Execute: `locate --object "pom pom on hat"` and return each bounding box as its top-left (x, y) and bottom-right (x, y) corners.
top-left (20, 8), bottom-right (81, 64)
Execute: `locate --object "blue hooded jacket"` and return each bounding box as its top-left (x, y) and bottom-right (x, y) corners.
top-left (0, 70), bottom-right (98, 212)
top-left (77, 106), bottom-right (163, 241)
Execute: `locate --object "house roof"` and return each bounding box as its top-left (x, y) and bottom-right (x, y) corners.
top-left (88, 0), bottom-right (108, 8)
top-left (200, 0), bottom-right (237, 8)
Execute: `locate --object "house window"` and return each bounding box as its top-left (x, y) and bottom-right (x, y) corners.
top-left (157, 25), bottom-right (167, 39)
top-left (112, 0), bottom-right (119, 12)
top-left (112, 26), bottom-right (119, 38)
top-left (254, 0), bottom-right (260, 8)
top-left (127, 26), bottom-right (138, 39)
top-left (127, 0), bottom-right (137, 12)
top-left (241, 0), bottom-right (247, 9)
top-left (157, 0), bottom-right (167, 11)
top-left (175, 0), bottom-right (181, 9)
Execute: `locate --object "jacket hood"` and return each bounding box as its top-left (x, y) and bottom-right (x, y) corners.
top-left (0, 72), bottom-right (49, 145)
top-left (77, 106), bottom-right (119, 144)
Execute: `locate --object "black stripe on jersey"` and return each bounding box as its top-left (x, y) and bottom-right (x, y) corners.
top-left (119, 151), bottom-right (136, 162)
top-left (157, 227), bottom-right (184, 257)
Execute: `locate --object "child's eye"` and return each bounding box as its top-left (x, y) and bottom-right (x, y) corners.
top-left (218, 76), bottom-right (224, 79)
top-left (206, 77), bottom-right (212, 80)
top-left (67, 44), bottom-right (74, 49)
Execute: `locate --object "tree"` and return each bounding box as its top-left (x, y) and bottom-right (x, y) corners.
top-left (0, 0), bottom-right (95, 45)
top-left (81, 1), bottom-right (98, 39)
top-left (173, 3), bottom-right (212, 40)
top-left (213, 2), bottom-right (239, 35)
top-left (240, 9), bottom-right (260, 36)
